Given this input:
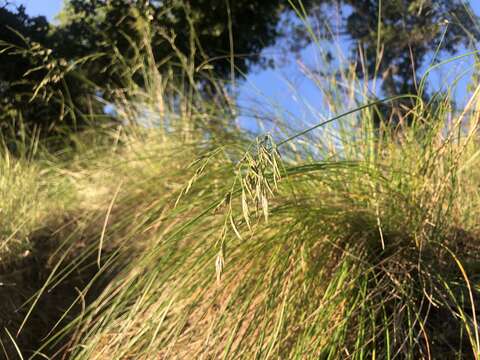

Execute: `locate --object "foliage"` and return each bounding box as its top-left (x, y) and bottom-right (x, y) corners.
top-left (0, 7), bottom-right (480, 357)
top-left (343, 0), bottom-right (479, 96)
top-left (0, 0), bottom-right (303, 137)
top-left (59, 0), bottom-right (291, 81)
top-left (288, 0), bottom-right (479, 124)
top-left (1, 0), bottom-right (479, 134)
top-left (0, 30), bottom-right (480, 358)
top-left (0, 4), bottom-right (107, 138)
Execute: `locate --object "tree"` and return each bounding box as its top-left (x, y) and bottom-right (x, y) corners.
top-left (0, 5), bottom-right (51, 128)
top-left (1, 0), bottom-right (311, 137)
top-left (53, 0), bottom-right (305, 93)
top-left (1, 0), bottom-right (478, 136)
top-left (0, 3), bottom-right (106, 141)
top-left (343, 0), bottom-right (479, 97)
top-left (284, 0), bottom-right (479, 124)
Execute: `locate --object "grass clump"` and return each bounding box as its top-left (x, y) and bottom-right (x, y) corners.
top-left (0, 148), bottom-right (75, 266)
top-left (1, 14), bottom-right (480, 360)
top-left (12, 87), bottom-right (477, 359)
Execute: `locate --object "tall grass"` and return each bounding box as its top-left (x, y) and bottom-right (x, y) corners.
top-left (1, 7), bottom-right (480, 360)
top-left (0, 139), bottom-right (76, 266)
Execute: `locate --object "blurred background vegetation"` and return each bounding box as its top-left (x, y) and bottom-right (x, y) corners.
top-left (1, 0), bottom-right (478, 140)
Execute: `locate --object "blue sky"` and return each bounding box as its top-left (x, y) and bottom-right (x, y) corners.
top-left (15, 0), bottom-right (63, 21)
top-left (13, 0), bottom-right (480, 130)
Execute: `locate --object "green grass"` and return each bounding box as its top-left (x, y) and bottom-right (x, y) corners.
top-left (0, 147), bottom-right (76, 266)
top-left (1, 13), bottom-right (480, 360)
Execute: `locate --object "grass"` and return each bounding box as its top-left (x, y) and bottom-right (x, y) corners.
top-left (1, 11), bottom-right (480, 360)
top-left (0, 144), bottom-right (76, 266)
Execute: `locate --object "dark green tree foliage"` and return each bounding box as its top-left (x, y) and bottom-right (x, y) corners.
top-left (343, 0), bottom-right (479, 97)
top-left (0, 0), bottom-right (299, 136)
top-left (291, 0), bottom-right (478, 125)
top-left (62, 0), bottom-right (478, 109)
top-left (56, 0), bottom-right (293, 90)
top-left (0, 4), bottom-right (106, 140)
top-left (0, 6), bottom-right (49, 128)
top-left (0, 0), bottom-right (479, 135)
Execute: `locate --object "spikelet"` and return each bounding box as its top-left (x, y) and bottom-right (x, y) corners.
top-left (215, 134), bottom-right (282, 282)
top-left (236, 134), bottom-right (281, 226)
